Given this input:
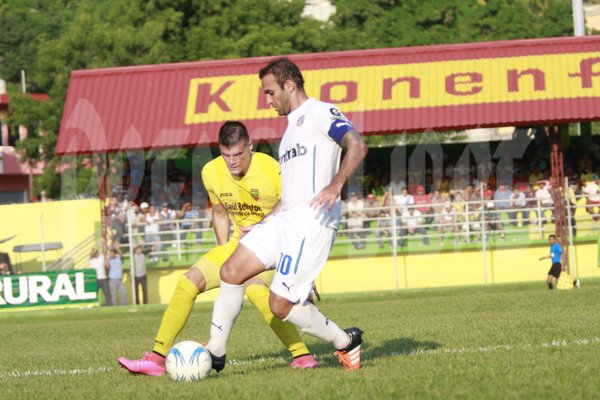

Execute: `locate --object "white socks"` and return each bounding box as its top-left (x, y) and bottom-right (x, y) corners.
top-left (284, 301), bottom-right (350, 350)
top-left (206, 281), bottom-right (244, 357)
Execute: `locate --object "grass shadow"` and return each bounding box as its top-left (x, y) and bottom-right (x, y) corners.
top-left (245, 336), bottom-right (441, 371)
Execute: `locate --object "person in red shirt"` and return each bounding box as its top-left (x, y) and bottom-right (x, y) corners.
top-left (412, 185), bottom-right (432, 225)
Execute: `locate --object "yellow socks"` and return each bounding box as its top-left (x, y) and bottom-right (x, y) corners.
top-left (245, 284), bottom-right (309, 358)
top-left (153, 275), bottom-right (200, 356)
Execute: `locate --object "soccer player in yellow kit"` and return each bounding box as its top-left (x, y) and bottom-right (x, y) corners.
top-left (117, 121), bottom-right (317, 376)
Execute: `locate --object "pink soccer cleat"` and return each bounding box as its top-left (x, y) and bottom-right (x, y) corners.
top-left (117, 351), bottom-right (166, 376)
top-left (290, 354), bottom-right (319, 369)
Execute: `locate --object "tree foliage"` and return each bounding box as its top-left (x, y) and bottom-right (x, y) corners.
top-left (0, 0), bottom-right (577, 198)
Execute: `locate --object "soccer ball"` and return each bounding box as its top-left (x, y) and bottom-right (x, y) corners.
top-left (165, 341), bottom-right (212, 382)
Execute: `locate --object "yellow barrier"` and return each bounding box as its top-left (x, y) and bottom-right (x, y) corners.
top-left (0, 199), bottom-right (100, 272)
top-left (140, 242), bottom-right (599, 304)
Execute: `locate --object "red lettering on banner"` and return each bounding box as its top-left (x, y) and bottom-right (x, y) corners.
top-left (320, 81), bottom-right (357, 103)
top-left (445, 73), bottom-right (482, 96)
top-left (507, 69), bottom-right (546, 92)
top-left (195, 81), bottom-right (234, 113)
top-left (383, 77), bottom-right (420, 99)
top-left (569, 57), bottom-right (600, 88)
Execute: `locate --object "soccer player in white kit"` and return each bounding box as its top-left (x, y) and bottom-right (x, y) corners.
top-left (205, 57), bottom-right (368, 371)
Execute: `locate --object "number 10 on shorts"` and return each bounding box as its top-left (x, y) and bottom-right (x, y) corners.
top-left (277, 253), bottom-right (292, 275)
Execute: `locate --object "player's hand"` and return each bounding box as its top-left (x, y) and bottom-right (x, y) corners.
top-left (310, 185), bottom-right (340, 212)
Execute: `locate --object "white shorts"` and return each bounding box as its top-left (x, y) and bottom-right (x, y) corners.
top-left (240, 206), bottom-right (336, 303)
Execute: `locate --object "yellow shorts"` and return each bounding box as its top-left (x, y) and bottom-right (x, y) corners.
top-left (192, 240), bottom-right (275, 290)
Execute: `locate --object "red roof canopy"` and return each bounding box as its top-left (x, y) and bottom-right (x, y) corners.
top-left (57, 36), bottom-right (600, 155)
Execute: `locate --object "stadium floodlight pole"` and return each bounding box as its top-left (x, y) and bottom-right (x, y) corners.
top-left (573, 0), bottom-right (585, 36)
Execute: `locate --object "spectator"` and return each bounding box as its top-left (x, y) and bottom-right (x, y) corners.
top-left (534, 181), bottom-right (553, 224)
top-left (463, 184), bottom-right (475, 202)
top-left (450, 191), bottom-right (467, 228)
top-left (178, 202), bottom-right (202, 245)
top-left (388, 171), bottom-right (405, 197)
top-left (582, 175), bottom-right (600, 221)
top-left (89, 248), bottom-right (111, 306)
top-left (0, 252), bottom-right (15, 275)
top-left (108, 247), bottom-right (127, 306)
top-left (374, 191), bottom-right (393, 248)
top-left (412, 185), bottom-right (432, 224)
top-left (438, 202), bottom-right (459, 245)
top-left (494, 183), bottom-right (515, 225)
top-left (484, 198), bottom-right (505, 240)
top-left (398, 206), bottom-right (430, 247)
top-left (567, 182), bottom-right (578, 236)
top-left (525, 184), bottom-right (538, 220)
top-left (528, 165), bottom-right (544, 186)
top-left (133, 243), bottom-right (148, 305)
top-left (364, 193), bottom-right (379, 227)
top-left (160, 202), bottom-right (177, 250)
top-left (346, 192), bottom-right (367, 249)
top-left (462, 203), bottom-right (483, 242)
top-left (393, 187), bottom-right (414, 211)
top-left (142, 203), bottom-right (162, 262)
top-left (512, 186), bottom-right (528, 227)
top-left (430, 189), bottom-right (445, 228)
top-left (126, 201), bottom-right (142, 236)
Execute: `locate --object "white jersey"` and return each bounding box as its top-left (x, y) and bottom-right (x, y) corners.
top-left (278, 98), bottom-right (354, 229)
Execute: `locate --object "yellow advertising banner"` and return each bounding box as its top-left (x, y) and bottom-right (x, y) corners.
top-left (185, 52), bottom-right (600, 124)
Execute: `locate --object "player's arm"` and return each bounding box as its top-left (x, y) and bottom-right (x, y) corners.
top-left (211, 201), bottom-right (231, 246)
top-left (311, 129), bottom-right (368, 212)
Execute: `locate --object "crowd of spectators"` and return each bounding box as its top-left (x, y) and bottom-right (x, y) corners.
top-left (100, 134), bottom-right (600, 252)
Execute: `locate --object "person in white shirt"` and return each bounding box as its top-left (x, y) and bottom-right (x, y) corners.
top-left (393, 187), bottom-right (414, 210)
top-left (388, 171), bottom-right (405, 199)
top-left (437, 202), bottom-right (459, 244)
top-left (346, 192), bottom-right (367, 249)
top-left (89, 248), bottom-right (111, 306)
top-left (142, 203), bottom-right (162, 262)
top-left (583, 176), bottom-right (600, 221)
top-left (398, 207), bottom-right (430, 247)
top-left (205, 57), bottom-right (367, 372)
top-left (534, 181), bottom-right (553, 224)
top-left (159, 202), bottom-right (177, 249)
top-left (512, 186), bottom-right (528, 226)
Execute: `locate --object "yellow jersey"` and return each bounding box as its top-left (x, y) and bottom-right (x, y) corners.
top-left (202, 152), bottom-right (281, 240)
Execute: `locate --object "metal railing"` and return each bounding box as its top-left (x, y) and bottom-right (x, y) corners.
top-left (47, 233), bottom-right (97, 271)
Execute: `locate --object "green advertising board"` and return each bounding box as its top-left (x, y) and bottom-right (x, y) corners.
top-left (0, 269), bottom-right (98, 310)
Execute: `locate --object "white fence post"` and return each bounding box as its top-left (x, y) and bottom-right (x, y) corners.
top-left (480, 184), bottom-right (488, 284)
top-left (127, 214), bottom-right (137, 305)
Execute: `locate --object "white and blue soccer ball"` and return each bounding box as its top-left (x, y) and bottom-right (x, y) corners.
top-left (165, 341), bottom-right (212, 382)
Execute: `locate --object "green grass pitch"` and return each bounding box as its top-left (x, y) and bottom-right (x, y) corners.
top-left (2, 279), bottom-right (600, 399)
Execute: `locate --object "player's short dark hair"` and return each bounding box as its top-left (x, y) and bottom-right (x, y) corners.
top-left (219, 121), bottom-right (249, 147)
top-left (259, 57), bottom-right (305, 90)
top-left (549, 234), bottom-right (556, 240)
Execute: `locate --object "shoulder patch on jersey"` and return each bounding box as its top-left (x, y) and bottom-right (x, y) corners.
top-left (330, 108), bottom-right (341, 117)
top-left (297, 115), bottom-right (305, 127)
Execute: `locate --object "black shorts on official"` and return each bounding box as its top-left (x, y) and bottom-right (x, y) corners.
top-left (548, 262), bottom-right (562, 278)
